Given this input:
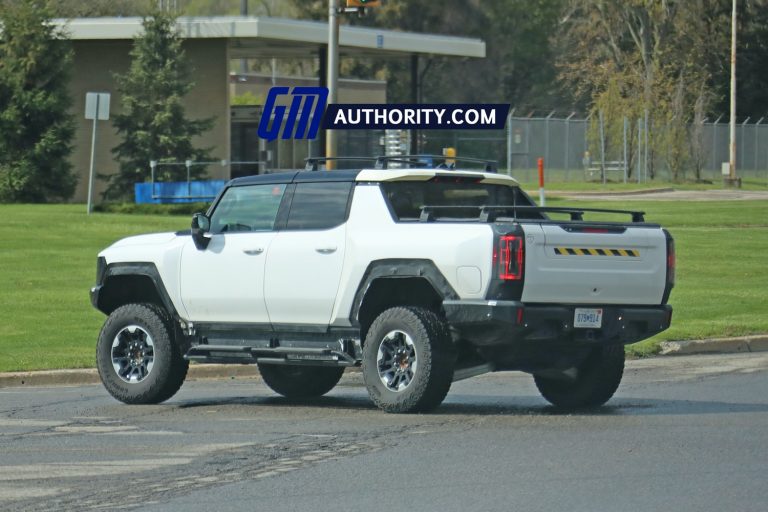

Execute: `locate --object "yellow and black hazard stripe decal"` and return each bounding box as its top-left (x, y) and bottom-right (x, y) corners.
top-left (554, 247), bottom-right (640, 257)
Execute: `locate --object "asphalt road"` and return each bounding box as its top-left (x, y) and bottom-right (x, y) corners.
top-left (2, 353), bottom-right (767, 512)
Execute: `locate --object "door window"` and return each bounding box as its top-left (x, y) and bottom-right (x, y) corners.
top-left (210, 184), bottom-right (287, 233)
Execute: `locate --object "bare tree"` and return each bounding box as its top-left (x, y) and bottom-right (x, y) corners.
top-left (559, 0), bottom-right (729, 181)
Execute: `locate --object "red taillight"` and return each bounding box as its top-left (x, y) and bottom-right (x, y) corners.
top-left (496, 235), bottom-right (524, 280)
top-left (667, 237), bottom-right (676, 285)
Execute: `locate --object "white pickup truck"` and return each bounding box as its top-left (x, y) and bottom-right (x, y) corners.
top-left (91, 156), bottom-right (674, 413)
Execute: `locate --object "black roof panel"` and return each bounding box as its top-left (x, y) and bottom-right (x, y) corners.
top-left (293, 169), bottom-right (361, 182)
top-left (229, 171), bottom-right (298, 186)
top-left (228, 169), bottom-right (361, 187)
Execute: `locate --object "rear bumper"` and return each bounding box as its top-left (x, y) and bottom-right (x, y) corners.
top-left (443, 300), bottom-right (672, 347)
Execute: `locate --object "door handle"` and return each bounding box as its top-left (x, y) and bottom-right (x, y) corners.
top-left (315, 247), bottom-right (337, 254)
top-left (243, 248), bottom-right (264, 255)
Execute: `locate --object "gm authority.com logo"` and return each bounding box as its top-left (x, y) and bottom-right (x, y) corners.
top-left (257, 86), bottom-right (510, 141)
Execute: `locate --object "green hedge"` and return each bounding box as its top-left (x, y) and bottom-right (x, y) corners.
top-left (94, 202), bottom-right (211, 216)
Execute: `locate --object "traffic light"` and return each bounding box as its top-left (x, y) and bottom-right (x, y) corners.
top-left (347, 0), bottom-right (381, 7)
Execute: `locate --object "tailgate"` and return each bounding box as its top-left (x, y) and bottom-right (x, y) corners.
top-left (521, 224), bottom-right (667, 305)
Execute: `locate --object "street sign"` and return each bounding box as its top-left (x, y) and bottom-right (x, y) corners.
top-left (85, 92), bottom-right (111, 214)
top-left (85, 92), bottom-right (110, 121)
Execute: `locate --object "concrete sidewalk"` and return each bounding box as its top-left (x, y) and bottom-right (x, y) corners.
top-left (554, 189), bottom-right (768, 201)
top-left (659, 335), bottom-right (768, 356)
top-left (1, 335), bottom-right (766, 389)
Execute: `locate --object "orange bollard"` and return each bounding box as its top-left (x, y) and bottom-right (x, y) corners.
top-left (537, 157), bottom-right (545, 206)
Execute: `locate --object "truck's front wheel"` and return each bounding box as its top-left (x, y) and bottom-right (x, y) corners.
top-left (96, 303), bottom-right (188, 404)
top-left (534, 345), bottom-right (625, 409)
top-left (362, 307), bottom-right (455, 413)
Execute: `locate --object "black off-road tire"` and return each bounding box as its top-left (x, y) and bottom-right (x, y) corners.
top-left (96, 303), bottom-right (188, 404)
top-left (257, 365), bottom-right (345, 399)
top-left (534, 345), bottom-right (625, 409)
top-left (362, 307), bottom-right (455, 414)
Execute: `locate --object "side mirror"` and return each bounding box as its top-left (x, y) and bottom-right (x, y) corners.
top-left (191, 213), bottom-right (211, 250)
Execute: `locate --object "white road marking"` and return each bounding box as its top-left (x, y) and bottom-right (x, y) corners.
top-left (54, 425), bottom-right (138, 434)
top-left (0, 419), bottom-right (67, 427)
top-left (0, 486), bottom-right (70, 501)
top-left (0, 459), bottom-right (194, 481)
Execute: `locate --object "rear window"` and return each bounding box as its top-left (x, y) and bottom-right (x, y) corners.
top-left (381, 179), bottom-right (541, 221)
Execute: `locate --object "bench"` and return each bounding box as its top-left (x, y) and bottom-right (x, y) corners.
top-left (586, 160), bottom-right (627, 182)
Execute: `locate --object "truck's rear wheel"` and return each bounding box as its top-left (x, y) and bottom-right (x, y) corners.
top-left (257, 365), bottom-right (344, 399)
top-left (534, 345), bottom-right (625, 409)
top-left (96, 303), bottom-right (188, 404)
top-left (362, 307), bottom-right (455, 413)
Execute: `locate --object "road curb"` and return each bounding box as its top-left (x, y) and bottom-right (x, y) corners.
top-left (0, 364), bottom-right (363, 389)
top-left (659, 335), bottom-right (768, 356)
top-left (0, 364), bottom-right (262, 389)
top-left (0, 369), bottom-right (102, 388)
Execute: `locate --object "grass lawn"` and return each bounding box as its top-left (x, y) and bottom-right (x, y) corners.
top-left (0, 199), bottom-right (766, 371)
top-left (0, 205), bottom-right (190, 372)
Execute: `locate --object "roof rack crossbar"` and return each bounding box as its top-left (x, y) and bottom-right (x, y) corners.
top-left (376, 154), bottom-right (498, 173)
top-left (374, 156), bottom-right (431, 169)
top-left (304, 156), bottom-right (378, 171)
top-left (303, 155), bottom-right (499, 172)
top-left (417, 205), bottom-right (646, 223)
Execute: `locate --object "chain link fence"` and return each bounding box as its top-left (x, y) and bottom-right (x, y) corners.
top-left (157, 111), bottom-right (768, 202)
top-left (248, 114), bottom-right (768, 183)
top-left (418, 113), bottom-right (768, 183)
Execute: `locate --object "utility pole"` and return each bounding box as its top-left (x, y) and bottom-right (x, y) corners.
top-left (240, 0), bottom-right (248, 75)
top-left (326, 0), bottom-right (340, 170)
top-left (727, 0), bottom-right (741, 187)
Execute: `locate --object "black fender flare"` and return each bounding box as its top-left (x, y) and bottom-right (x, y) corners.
top-left (349, 259), bottom-right (459, 326)
top-left (91, 261), bottom-right (178, 317)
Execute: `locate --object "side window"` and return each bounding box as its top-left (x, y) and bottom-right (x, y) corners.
top-left (285, 182), bottom-right (353, 230)
top-left (381, 181), bottom-right (544, 221)
top-left (382, 182), bottom-right (425, 220)
top-left (210, 184), bottom-right (287, 233)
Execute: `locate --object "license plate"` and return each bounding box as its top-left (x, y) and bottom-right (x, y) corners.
top-left (574, 308), bottom-right (603, 328)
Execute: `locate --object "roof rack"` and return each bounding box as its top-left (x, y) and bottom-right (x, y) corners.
top-left (374, 156), bottom-right (431, 169)
top-left (304, 154), bottom-right (498, 173)
top-left (418, 205), bottom-right (646, 223)
top-left (304, 156), bottom-right (378, 171)
top-left (375, 154), bottom-right (498, 173)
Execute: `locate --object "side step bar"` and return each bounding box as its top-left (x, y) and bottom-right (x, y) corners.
top-left (452, 363), bottom-right (495, 382)
top-left (185, 344), bottom-right (361, 367)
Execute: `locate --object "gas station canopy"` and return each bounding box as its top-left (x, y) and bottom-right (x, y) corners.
top-left (59, 16), bottom-right (486, 59)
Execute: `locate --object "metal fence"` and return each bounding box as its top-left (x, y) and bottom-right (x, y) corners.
top-left (154, 113), bottom-right (768, 199)
top-left (701, 118), bottom-right (768, 178)
top-left (427, 113), bottom-right (768, 183)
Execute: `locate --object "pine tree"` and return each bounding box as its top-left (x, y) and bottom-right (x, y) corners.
top-left (0, 0), bottom-right (76, 203)
top-left (107, 12), bottom-right (214, 201)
